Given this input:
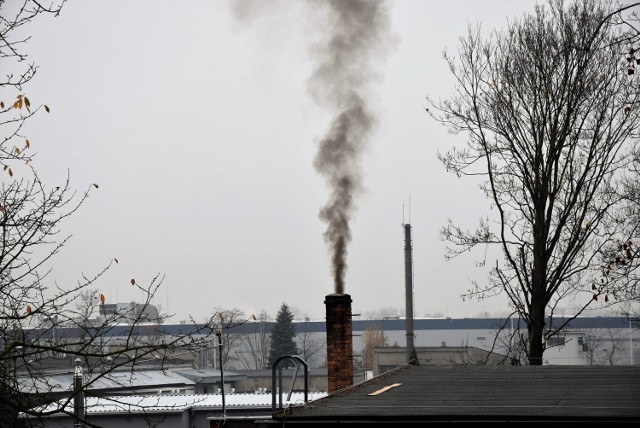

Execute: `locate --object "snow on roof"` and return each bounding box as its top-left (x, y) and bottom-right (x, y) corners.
top-left (18, 369), bottom-right (195, 394)
top-left (36, 391), bottom-right (328, 415)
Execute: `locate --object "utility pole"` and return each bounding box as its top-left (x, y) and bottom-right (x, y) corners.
top-left (73, 358), bottom-right (85, 428)
top-left (216, 329), bottom-right (226, 415)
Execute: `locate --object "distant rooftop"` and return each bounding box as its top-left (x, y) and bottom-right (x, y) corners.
top-left (35, 391), bottom-right (328, 416)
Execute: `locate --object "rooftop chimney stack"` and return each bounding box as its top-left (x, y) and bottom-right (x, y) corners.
top-left (325, 294), bottom-right (353, 393)
top-left (404, 224), bottom-right (418, 365)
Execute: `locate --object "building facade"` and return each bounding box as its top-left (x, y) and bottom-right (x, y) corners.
top-left (28, 316), bottom-right (639, 371)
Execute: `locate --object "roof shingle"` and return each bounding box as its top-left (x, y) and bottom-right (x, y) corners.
top-left (274, 364), bottom-right (640, 424)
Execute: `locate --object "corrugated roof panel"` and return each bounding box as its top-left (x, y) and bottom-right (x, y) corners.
top-left (36, 392), bottom-right (327, 415)
top-left (18, 369), bottom-right (195, 394)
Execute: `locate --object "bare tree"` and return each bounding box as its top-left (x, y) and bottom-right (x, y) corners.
top-left (295, 319), bottom-right (325, 366)
top-left (206, 307), bottom-right (253, 369)
top-left (361, 323), bottom-right (386, 371)
top-left (74, 288), bottom-right (100, 327)
top-left (427, 0), bottom-right (640, 364)
top-left (236, 311), bottom-right (271, 370)
top-left (480, 316), bottom-right (529, 365)
top-left (603, 137), bottom-right (640, 317)
top-left (582, 327), bottom-right (628, 364)
top-left (0, 2), bottom-right (217, 426)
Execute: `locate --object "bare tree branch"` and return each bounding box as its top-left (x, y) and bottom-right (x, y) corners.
top-left (427, 0), bottom-right (640, 364)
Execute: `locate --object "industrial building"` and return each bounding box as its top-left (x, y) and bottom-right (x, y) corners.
top-left (24, 314), bottom-right (639, 373)
top-left (16, 294), bottom-right (639, 427)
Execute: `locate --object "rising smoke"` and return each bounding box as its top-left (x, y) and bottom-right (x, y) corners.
top-left (229, 0), bottom-right (394, 294)
top-left (308, 0), bottom-right (394, 294)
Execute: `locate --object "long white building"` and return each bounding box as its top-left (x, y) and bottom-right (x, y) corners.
top-left (30, 316), bottom-right (639, 369)
top-left (288, 315), bottom-right (640, 367)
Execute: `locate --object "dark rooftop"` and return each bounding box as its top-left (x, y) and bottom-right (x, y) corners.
top-left (269, 364), bottom-right (640, 426)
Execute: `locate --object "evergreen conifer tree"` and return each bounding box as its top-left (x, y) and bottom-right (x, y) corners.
top-left (267, 303), bottom-right (299, 367)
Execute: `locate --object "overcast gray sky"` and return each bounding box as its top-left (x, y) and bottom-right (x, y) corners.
top-left (18, 0), bottom-right (553, 322)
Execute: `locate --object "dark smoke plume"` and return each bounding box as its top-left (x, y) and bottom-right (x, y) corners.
top-left (309, 0), bottom-right (394, 294)
top-left (228, 0), bottom-right (394, 294)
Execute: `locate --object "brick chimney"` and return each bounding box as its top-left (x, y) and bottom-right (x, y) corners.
top-left (325, 293), bottom-right (353, 393)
